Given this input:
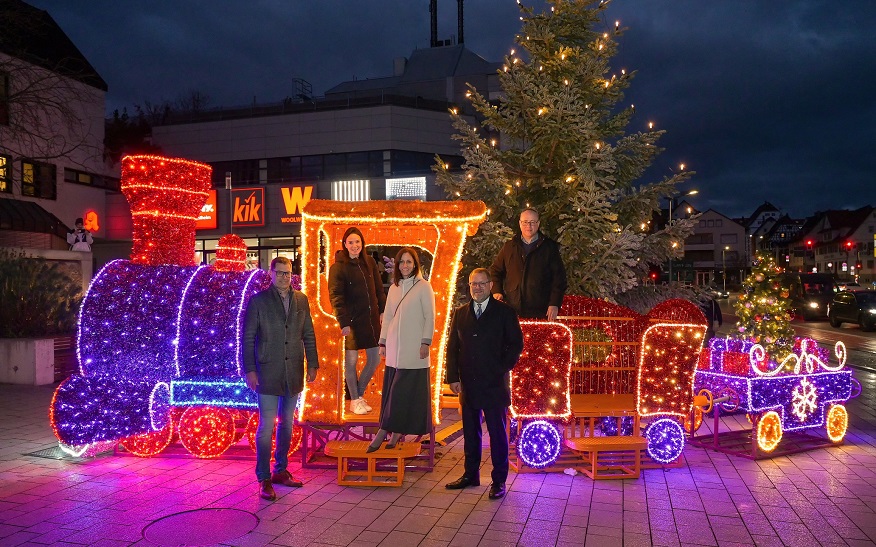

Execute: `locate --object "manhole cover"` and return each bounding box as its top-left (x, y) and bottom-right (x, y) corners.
top-left (143, 508), bottom-right (258, 546)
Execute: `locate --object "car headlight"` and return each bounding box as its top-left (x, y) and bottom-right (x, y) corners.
top-left (869, 308), bottom-right (876, 314)
top-left (808, 302), bottom-right (819, 308)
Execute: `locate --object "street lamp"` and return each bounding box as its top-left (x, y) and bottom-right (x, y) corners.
top-left (722, 246), bottom-right (730, 292)
top-left (667, 188), bottom-right (698, 283)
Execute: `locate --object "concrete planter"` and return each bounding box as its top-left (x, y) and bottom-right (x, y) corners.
top-left (0, 338), bottom-right (56, 385)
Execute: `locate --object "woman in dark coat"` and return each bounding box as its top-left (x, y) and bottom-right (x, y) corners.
top-left (328, 227), bottom-right (386, 415)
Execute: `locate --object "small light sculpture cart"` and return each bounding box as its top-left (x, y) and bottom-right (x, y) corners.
top-left (509, 296), bottom-right (708, 478)
top-left (690, 336), bottom-right (858, 458)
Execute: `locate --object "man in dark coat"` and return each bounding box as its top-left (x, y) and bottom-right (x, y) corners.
top-left (243, 257), bottom-right (318, 501)
top-left (701, 295), bottom-right (723, 341)
top-left (445, 268), bottom-right (524, 500)
top-left (490, 208), bottom-right (568, 320)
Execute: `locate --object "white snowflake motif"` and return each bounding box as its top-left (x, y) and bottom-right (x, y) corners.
top-left (791, 378), bottom-right (818, 421)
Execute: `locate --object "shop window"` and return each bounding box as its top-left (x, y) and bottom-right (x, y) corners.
top-left (0, 154), bottom-right (10, 193)
top-left (21, 160), bottom-right (57, 199)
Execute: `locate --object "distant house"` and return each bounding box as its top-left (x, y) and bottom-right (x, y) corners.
top-left (0, 0), bottom-right (120, 286)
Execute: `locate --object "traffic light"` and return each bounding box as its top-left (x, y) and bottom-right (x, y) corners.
top-left (856, 262), bottom-right (863, 270)
top-left (648, 264), bottom-right (661, 281)
top-left (845, 241), bottom-right (854, 250)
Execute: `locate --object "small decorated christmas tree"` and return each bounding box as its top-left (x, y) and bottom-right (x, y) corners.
top-left (734, 252), bottom-right (795, 365)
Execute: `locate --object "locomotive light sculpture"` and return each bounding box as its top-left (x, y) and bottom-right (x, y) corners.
top-left (50, 155), bottom-right (274, 458)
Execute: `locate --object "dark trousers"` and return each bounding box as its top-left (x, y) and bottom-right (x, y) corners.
top-left (461, 404), bottom-right (509, 485)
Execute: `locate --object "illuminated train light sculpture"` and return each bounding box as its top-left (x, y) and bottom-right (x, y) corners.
top-left (509, 296), bottom-right (708, 474)
top-left (49, 155), bottom-right (278, 458)
top-left (690, 336), bottom-right (857, 458)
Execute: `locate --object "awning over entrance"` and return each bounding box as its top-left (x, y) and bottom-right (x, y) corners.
top-left (0, 198), bottom-right (69, 239)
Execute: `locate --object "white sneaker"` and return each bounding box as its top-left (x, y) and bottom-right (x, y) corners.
top-left (361, 399), bottom-right (373, 412)
top-left (352, 398), bottom-right (368, 415)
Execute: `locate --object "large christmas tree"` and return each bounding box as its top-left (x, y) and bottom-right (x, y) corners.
top-left (434, 0), bottom-right (696, 309)
top-left (734, 252), bottom-right (795, 363)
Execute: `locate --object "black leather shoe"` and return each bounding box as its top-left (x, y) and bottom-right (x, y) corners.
top-left (488, 483), bottom-right (506, 499)
top-left (445, 476), bottom-right (479, 489)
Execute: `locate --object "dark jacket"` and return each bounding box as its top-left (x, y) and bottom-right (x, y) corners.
top-left (446, 297), bottom-right (524, 409)
top-left (242, 286), bottom-right (318, 396)
top-left (328, 250), bottom-right (386, 350)
top-left (489, 233), bottom-right (568, 318)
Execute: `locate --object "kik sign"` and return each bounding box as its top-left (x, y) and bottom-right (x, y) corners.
top-left (195, 190), bottom-right (218, 230)
top-left (280, 185), bottom-right (314, 224)
top-left (232, 188), bottom-right (265, 227)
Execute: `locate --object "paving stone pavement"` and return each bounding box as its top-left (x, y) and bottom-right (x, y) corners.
top-left (1, 375), bottom-right (875, 547)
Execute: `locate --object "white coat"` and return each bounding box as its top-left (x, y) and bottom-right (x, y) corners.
top-left (379, 274), bottom-right (435, 369)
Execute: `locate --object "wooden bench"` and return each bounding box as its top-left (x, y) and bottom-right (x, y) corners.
top-left (565, 435), bottom-right (648, 480)
top-left (324, 440), bottom-right (421, 486)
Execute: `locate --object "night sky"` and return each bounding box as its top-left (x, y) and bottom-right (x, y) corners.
top-left (25, 0), bottom-right (876, 219)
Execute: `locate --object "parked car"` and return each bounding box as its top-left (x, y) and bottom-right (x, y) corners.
top-left (779, 273), bottom-right (836, 320)
top-left (837, 282), bottom-right (862, 292)
top-left (705, 285), bottom-right (729, 299)
top-left (828, 290), bottom-right (876, 331)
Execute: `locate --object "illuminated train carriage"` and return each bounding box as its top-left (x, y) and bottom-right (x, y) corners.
top-left (690, 337), bottom-right (857, 458)
top-left (296, 199), bottom-right (486, 468)
top-left (509, 296), bottom-right (708, 476)
top-left (50, 156), bottom-right (288, 458)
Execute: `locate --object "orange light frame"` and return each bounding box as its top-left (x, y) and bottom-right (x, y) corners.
top-left (299, 200), bottom-right (487, 425)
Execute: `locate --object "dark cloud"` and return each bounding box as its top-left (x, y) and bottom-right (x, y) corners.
top-left (26, 0), bottom-right (876, 218)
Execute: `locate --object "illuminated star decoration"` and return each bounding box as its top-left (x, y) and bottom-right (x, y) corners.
top-left (791, 378), bottom-right (818, 421)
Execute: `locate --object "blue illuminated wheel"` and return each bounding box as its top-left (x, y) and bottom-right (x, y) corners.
top-left (516, 420), bottom-right (562, 469)
top-left (645, 418), bottom-right (685, 464)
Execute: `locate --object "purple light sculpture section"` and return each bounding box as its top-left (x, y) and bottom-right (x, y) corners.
top-left (695, 336), bottom-right (853, 433)
top-left (51, 375), bottom-right (158, 446)
top-left (176, 268), bottom-right (270, 378)
top-left (52, 260), bottom-right (271, 449)
top-left (78, 261), bottom-right (198, 380)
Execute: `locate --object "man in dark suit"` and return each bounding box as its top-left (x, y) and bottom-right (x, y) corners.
top-left (445, 268), bottom-right (524, 499)
top-left (243, 257), bottom-right (318, 501)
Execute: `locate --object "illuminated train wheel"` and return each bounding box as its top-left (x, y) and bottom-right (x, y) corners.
top-left (645, 418), bottom-right (685, 464)
top-left (119, 418), bottom-right (174, 457)
top-left (516, 420), bottom-right (562, 469)
top-left (756, 411), bottom-right (783, 453)
top-left (826, 404), bottom-right (848, 443)
top-left (179, 406), bottom-right (236, 458)
top-left (245, 413), bottom-right (303, 457)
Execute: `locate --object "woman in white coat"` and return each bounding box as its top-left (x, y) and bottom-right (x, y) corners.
top-left (368, 247), bottom-right (435, 452)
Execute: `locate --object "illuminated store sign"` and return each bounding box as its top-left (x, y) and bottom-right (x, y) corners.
top-left (232, 188), bottom-right (264, 227)
top-left (280, 185), bottom-right (314, 224)
top-left (195, 190), bottom-right (218, 230)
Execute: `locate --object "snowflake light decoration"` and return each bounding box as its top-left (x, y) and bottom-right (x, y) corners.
top-left (791, 378), bottom-right (817, 421)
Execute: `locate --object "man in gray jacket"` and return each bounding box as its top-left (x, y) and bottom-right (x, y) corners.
top-left (243, 257), bottom-right (318, 501)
